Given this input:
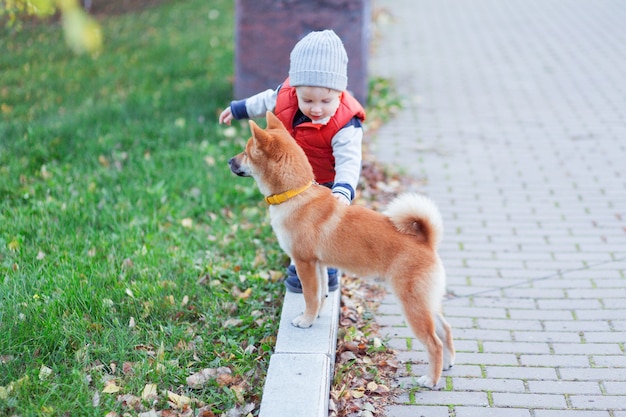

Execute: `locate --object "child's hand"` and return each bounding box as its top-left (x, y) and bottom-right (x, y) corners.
top-left (332, 192), bottom-right (350, 206)
top-left (219, 107), bottom-right (233, 125)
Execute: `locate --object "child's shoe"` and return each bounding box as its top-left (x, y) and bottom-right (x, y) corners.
top-left (284, 264), bottom-right (339, 293)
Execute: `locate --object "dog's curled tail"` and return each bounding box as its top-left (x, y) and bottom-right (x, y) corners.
top-left (383, 193), bottom-right (443, 248)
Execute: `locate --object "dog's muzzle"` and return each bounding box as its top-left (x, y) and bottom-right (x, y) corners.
top-left (228, 157), bottom-right (249, 177)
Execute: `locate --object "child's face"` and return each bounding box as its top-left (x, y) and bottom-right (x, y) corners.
top-left (295, 86), bottom-right (341, 123)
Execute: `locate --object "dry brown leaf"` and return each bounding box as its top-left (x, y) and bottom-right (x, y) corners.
top-left (339, 351), bottom-right (357, 362)
top-left (269, 270), bottom-right (284, 282)
top-left (216, 373), bottom-right (234, 387)
top-left (167, 390), bottom-right (191, 409)
top-left (331, 272), bottom-right (401, 416)
top-left (98, 155), bottom-right (109, 167)
top-left (122, 361), bottom-right (134, 375)
top-left (223, 318), bottom-right (243, 328)
top-left (374, 384), bottom-right (390, 394)
top-left (230, 384), bottom-right (245, 403)
top-left (187, 368), bottom-right (217, 388)
top-left (196, 407), bottom-right (216, 417)
top-left (238, 287), bottom-right (252, 300)
top-left (117, 394), bottom-right (141, 409)
top-left (350, 389), bottom-right (365, 399)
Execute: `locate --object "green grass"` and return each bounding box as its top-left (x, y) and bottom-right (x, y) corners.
top-left (1, 1), bottom-right (289, 415)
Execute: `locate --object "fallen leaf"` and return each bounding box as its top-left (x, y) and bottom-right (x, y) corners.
top-left (122, 258), bottom-right (134, 269)
top-left (102, 381), bottom-right (121, 394)
top-left (117, 394), bottom-right (141, 409)
top-left (253, 252), bottom-right (267, 267)
top-left (330, 273), bottom-right (401, 416)
top-left (362, 402), bottom-right (376, 412)
top-left (216, 373), bottom-right (234, 387)
top-left (238, 288), bottom-right (252, 300)
top-left (269, 270), bottom-right (284, 282)
top-left (186, 368), bottom-right (217, 388)
top-left (0, 355), bottom-right (14, 364)
top-left (133, 344), bottom-right (154, 353)
top-left (122, 362), bottom-right (134, 375)
top-left (98, 155), bottom-right (109, 167)
top-left (230, 384), bottom-right (245, 403)
top-left (374, 384), bottom-right (390, 394)
top-left (223, 318), bottom-right (243, 328)
top-left (186, 366), bottom-right (230, 389)
top-left (141, 383), bottom-right (157, 400)
top-left (372, 337), bottom-right (382, 348)
top-left (1, 103), bottom-right (13, 114)
top-left (38, 365), bottom-right (53, 380)
top-left (175, 340), bottom-right (189, 351)
top-left (197, 407), bottom-right (216, 417)
top-left (343, 341), bottom-right (360, 353)
top-left (156, 342), bottom-right (165, 362)
top-left (7, 239), bottom-right (19, 251)
top-left (92, 391), bottom-right (100, 407)
top-left (351, 389), bottom-right (365, 399)
top-left (167, 391), bottom-right (191, 409)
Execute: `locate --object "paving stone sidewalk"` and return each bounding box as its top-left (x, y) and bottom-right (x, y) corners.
top-left (368, 0), bottom-right (626, 415)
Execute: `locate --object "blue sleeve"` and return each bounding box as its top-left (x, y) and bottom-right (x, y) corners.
top-left (230, 99), bottom-right (249, 120)
top-left (332, 183), bottom-right (355, 201)
top-left (343, 117), bottom-right (363, 128)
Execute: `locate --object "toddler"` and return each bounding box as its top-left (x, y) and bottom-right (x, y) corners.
top-left (219, 29), bottom-right (366, 293)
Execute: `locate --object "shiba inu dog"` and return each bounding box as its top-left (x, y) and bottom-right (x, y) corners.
top-left (228, 112), bottom-right (455, 387)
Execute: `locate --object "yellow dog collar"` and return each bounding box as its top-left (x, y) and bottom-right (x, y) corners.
top-left (264, 181), bottom-right (313, 205)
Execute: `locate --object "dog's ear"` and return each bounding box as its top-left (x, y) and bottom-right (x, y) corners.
top-left (248, 120), bottom-right (265, 140)
top-left (249, 120), bottom-right (270, 151)
top-left (266, 111), bottom-right (285, 130)
top-left (249, 120), bottom-right (262, 138)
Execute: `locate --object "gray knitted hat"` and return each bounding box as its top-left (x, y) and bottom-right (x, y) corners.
top-left (289, 30), bottom-right (348, 91)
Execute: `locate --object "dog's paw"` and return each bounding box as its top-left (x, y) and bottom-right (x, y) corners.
top-left (443, 359), bottom-right (455, 371)
top-left (291, 314), bottom-right (314, 328)
top-left (416, 375), bottom-right (437, 389)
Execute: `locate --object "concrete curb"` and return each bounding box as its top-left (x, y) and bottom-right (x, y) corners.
top-left (259, 287), bottom-right (341, 417)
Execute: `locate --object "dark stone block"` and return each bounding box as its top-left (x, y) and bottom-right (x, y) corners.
top-left (234, 0), bottom-right (370, 105)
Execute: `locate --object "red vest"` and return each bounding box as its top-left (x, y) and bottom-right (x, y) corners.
top-left (274, 78), bottom-right (366, 184)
